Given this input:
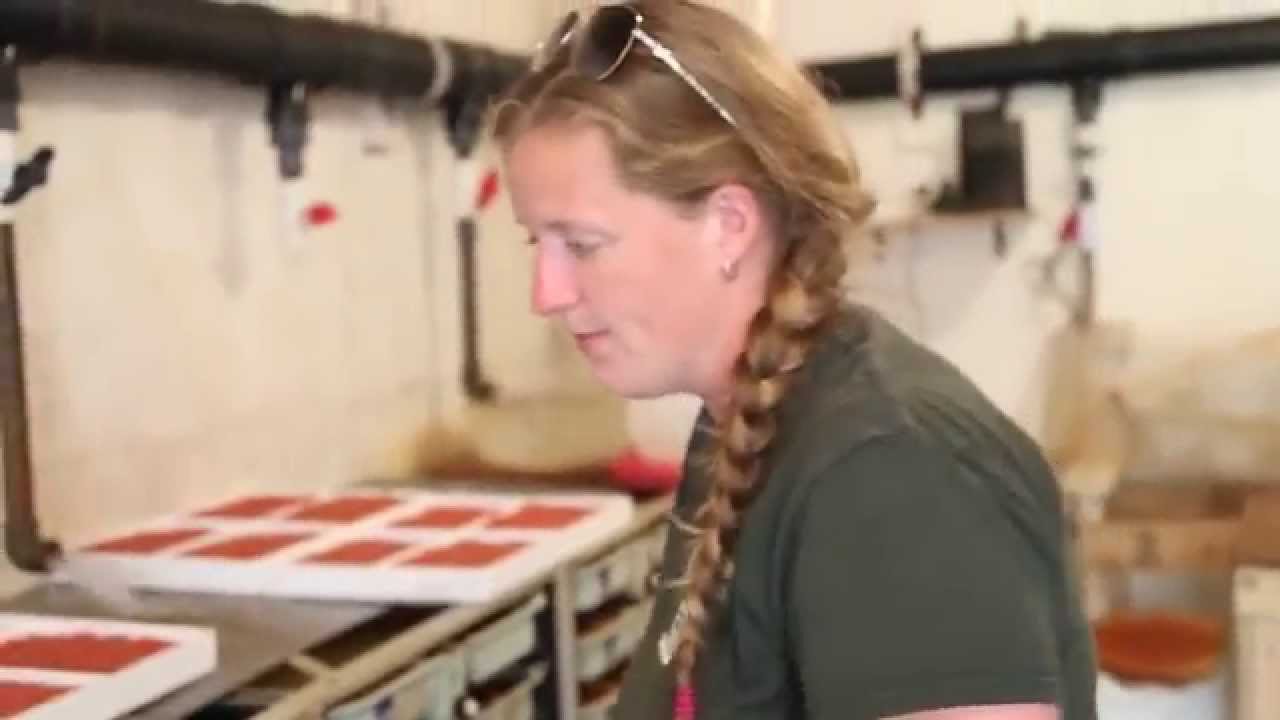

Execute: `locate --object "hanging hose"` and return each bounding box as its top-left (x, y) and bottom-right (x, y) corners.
top-left (456, 153), bottom-right (496, 402)
top-left (0, 49), bottom-right (59, 573)
top-left (446, 80), bottom-right (504, 403)
top-left (1043, 80), bottom-right (1102, 328)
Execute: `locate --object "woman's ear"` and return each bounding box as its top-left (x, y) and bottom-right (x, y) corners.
top-left (705, 183), bottom-right (765, 280)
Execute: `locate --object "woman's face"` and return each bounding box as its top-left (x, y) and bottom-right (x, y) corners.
top-left (504, 121), bottom-right (736, 400)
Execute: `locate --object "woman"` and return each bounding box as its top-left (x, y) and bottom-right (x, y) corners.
top-left (490, 2), bottom-right (1097, 719)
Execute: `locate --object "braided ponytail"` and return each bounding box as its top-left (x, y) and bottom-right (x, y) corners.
top-left (672, 212), bottom-right (850, 681)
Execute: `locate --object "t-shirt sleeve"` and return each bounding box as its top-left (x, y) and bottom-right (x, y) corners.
top-left (786, 431), bottom-right (1063, 719)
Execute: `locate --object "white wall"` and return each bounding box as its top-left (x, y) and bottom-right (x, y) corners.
top-left (0, 1), bottom-right (550, 594)
top-left (772, 0), bottom-right (1280, 443)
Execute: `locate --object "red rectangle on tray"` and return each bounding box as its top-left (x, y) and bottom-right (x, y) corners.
top-left (0, 633), bottom-right (170, 673)
top-left (302, 540), bottom-right (409, 565)
top-left (87, 528), bottom-right (209, 555)
top-left (392, 506), bottom-right (492, 529)
top-left (0, 681), bottom-right (72, 718)
top-left (403, 540), bottom-right (526, 568)
top-left (487, 503), bottom-right (590, 530)
top-left (196, 495), bottom-right (304, 519)
top-left (287, 496), bottom-right (401, 523)
top-left (185, 532), bottom-right (312, 560)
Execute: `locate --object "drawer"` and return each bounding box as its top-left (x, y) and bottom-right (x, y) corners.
top-left (465, 592), bottom-right (546, 686)
top-left (573, 542), bottom-right (643, 613)
top-left (326, 649), bottom-right (465, 720)
top-left (576, 597), bottom-right (651, 683)
top-left (461, 662), bottom-right (547, 720)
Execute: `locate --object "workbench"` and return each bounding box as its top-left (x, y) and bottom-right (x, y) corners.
top-left (1, 487), bottom-right (674, 720)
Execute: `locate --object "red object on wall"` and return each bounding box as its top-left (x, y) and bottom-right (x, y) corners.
top-left (288, 496), bottom-right (401, 524)
top-left (0, 634), bottom-right (171, 673)
top-left (302, 540), bottom-right (409, 565)
top-left (393, 506), bottom-right (492, 529)
top-left (88, 528), bottom-right (209, 555)
top-left (403, 540), bottom-right (526, 568)
top-left (185, 532), bottom-right (312, 560)
top-left (1059, 207), bottom-right (1080, 245)
top-left (0, 681), bottom-right (73, 717)
top-left (488, 503), bottom-right (589, 530)
top-left (475, 170), bottom-right (501, 212)
top-left (304, 202), bottom-right (338, 227)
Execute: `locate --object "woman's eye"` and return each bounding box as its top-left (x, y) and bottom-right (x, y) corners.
top-left (566, 239), bottom-right (600, 258)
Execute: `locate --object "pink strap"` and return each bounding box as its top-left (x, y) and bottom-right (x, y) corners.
top-left (674, 683), bottom-right (696, 720)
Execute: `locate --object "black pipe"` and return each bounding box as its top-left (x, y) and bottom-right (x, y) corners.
top-left (0, 0), bottom-right (526, 110)
top-left (6, 2), bottom-right (1280, 108)
top-left (814, 16), bottom-right (1280, 100)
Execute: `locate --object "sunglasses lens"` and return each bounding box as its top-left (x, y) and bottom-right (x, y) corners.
top-left (533, 11), bottom-right (579, 70)
top-left (577, 6), bottom-right (637, 79)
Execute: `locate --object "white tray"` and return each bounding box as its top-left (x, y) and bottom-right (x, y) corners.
top-left (63, 489), bottom-right (634, 606)
top-left (0, 613), bottom-right (215, 719)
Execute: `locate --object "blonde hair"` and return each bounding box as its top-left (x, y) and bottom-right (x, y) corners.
top-left (490, 0), bottom-right (874, 683)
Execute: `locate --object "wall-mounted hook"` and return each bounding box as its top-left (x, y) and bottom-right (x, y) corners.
top-left (1, 47), bottom-right (18, 134)
top-left (992, 219), bottom-right (1008, 258)
top-left (994, 21), bottom-right (1029, 120)
top-left (1070, 78), bottom-right (1104, 126)
top-left (0, 49), bottom-right (52, 213)
top-left (1014, 16), bottom-right (1032, 43)
top-left (897, 27), bottom-right (925, 119)
top-left (2, 148), bottom-right (54, 207)
top-left (267, 81), bottom-right (309, 181)
top-left (266, 82), bottom-right (316, 253)
top-left (1, 47), bottom-right (19, 214)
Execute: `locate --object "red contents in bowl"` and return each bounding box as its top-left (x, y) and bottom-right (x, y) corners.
top-left (185, 532), bottom-right (312, 560)
top-left (1094, 610), bottom-right (1226, 684)
top-left (0, 633), bottom-right (171, 673)
top-left (303, 540), bottom-right (409, 565)
top-left (87, 528), bottom-right (209, 555)
top-left (288, 496), bottom-right (400, 523)
top-left (488, 503), bottom-right (589, 530)
top-left (393, 506), bottom-right (491, 529)
top-left (403, 541), bottom-right (526, 567)
top-left (196, 495), bottom-right (304, 519)
top-left (0, 681), bottom-right (72, 717)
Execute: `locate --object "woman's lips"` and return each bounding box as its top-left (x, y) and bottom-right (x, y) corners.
top-left (573, 330), bottom-right (609, 354)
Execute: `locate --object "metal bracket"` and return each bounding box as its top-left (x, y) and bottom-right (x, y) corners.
top-left (897, 28), bottom-right (925, 118)
top-left (267, 82), bottom-right (310, 180)
top-left (1071, 77), bottom-right (1104, 127)
top-left (1, 147), bottom-right (54, 207)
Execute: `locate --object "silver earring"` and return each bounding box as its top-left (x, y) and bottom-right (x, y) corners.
top-left (720, 260), bottom-right (739, 281)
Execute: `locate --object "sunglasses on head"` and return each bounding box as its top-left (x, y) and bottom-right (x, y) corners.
top-left (531, 4), bottom-right (739, 128)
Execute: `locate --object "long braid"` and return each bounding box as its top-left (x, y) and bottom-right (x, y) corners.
top-left (672, 213), bottom-right (850, 683)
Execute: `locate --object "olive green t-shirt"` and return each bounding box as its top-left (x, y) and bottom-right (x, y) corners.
top-left (611, 305), bottom-right (1097, 720)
